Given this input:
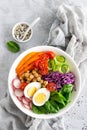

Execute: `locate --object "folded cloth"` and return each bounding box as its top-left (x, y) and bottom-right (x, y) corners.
top-left (48, 4), bottom-right (87, 83)
top-left (0, 4), bottom-right (87, 130)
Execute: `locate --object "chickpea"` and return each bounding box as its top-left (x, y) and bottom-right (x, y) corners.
top-left (32, 70), bottom-right (36, 74)
top-left (34, 73), bottom-right (39, 78)
top-left (40, 80), bottom-right (44, 84)
top-left (21, 79), bottom-right (24, 82)
top-left (24, 72), bottom-right (30, 77)
top-left (32, 78), bottom-right (37, 82)
top-left (19, 76), bottom-right (22, 80)
top-left (43, 81), bottom-right (48, 86)
top-left (37, 77), bottom-right (41, 81)
top-left (27, 78), bottom-right (31, 81)
top-left (26, 70), bottom-right (30, 73)
top-left (22, 73), bottom-right (25, 77)
top-left (42, 85), bottom-right (46, 88)
top-left (38, 74), bottom-right (41, 77)
top-left (29, 74), bottom-right (34, 79)
top-left (26, 80), bottom-right (30, 83)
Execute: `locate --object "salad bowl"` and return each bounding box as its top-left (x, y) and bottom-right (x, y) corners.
top-left (8, 46), bottom-right (81, 119)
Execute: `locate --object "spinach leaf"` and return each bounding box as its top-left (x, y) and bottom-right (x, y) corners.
top-left (6, 41), bottom-right (20, 53)
top-left (51, 94), bottom-right (65, 106)
top-left (63, 93), bottom-right (71, 102)
top-left (50, 91), bottom-right (66, 106)
top-left (32, 104), bottom-right (42, 114)
top-left (61, 84), bottom-right (74, 103)
top-left (49, 100), bottom-right (59, 111)
top-left (32, 104), bottom-right (48, 114)
top-left (61, 84), bottom-right (73, 93)
top-left (57, 103), bottom-right (65, 109)
top-left (38, 106), bottom-right (49, 114)
top-left (44, 101), bottom-right (58, 113)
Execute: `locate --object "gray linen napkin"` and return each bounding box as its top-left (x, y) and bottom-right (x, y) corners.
top-left (48, 4), bottom-right (87, 84)
top-left (0, 4), bottom-right (87, 130)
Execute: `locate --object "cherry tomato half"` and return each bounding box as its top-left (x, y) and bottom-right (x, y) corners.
top-left (46, 51), bottom-right (55, 59)
top-left (46, 82), bottom-right (56, 92)
top-left (20, 82), bottom-right (27, 90)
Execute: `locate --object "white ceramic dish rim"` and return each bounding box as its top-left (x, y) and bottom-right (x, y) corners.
top-left (8, 46), bottom-right (81, 119)
top-left (12, 22), bottom-right (33, 43)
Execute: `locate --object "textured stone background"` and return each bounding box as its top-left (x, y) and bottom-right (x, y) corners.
top-left (0, 0), bottom-right (87, 129)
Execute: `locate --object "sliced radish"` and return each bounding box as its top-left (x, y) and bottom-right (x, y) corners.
top-left (12, 78), bottom-right (21, 89)
top-left (22, 97), bottom-right (29, 105)
top-left (17, 96), bottom-right (23, 101)
top-left (24, 96), bottom-right (32, 103)
top-left (12, 84), bottom-right (16, 91)
top-left (14, 89), bottom-right (24, 97)
top-left (29, 102), bottom-right (32, 110)
top-left (23, 104), bottom-right (30, 109)
top-left (12, 78), bottom-right (32, 110)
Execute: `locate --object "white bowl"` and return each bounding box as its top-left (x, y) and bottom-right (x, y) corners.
top-left (8, 46), bottom-right (81, 119)
top-left (12, 22), bottom-right (33, 43)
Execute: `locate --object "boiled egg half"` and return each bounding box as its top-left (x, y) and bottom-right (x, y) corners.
top-left (24, 82), bottom-right (41, 98)
top-left (33, 88), bottom-right (50, 106)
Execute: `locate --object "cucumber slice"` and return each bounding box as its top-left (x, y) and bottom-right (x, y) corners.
top-left (56, 55), bottom-right (65, 63)
top-left (60, 64), bottom-right (69, 73)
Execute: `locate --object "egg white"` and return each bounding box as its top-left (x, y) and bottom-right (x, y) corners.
top-left (33, 88), bottom-right (50, 106)
top-left (24, 82), bottom-right (41, 98)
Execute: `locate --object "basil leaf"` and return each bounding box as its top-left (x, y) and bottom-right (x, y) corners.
top-left (6, 41), bottom-right (20, 53)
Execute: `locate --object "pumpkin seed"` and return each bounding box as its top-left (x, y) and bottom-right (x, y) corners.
top-left (6, 41), bottom-right (20, 53)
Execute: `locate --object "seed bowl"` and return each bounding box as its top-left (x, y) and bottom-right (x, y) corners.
top-left (12, 22), bottom-right (33, 43)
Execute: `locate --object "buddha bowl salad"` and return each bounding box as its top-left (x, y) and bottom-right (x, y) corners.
top-left (12, 51), bottom-right (75, 114)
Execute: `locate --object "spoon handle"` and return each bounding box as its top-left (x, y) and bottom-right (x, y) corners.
top-left (22, 17), bottom-right (40, 41)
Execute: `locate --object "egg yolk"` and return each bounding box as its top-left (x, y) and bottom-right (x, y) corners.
top-left (27, 87), bottom-right (37, 97)
top-left (34, 93), bottom-right (46, 104)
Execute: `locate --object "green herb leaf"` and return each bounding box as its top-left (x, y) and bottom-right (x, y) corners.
top-left (61, 84), bottom-right (73, 93)
top-left (32, 104), bottom-right (42, 114)
top-left (63, 93), bottom-right (71, 101)
top-left (50, 91), bottom-right (66, 106)
top-left (61, 84), bottom-right (74, 102)
top-left (32, 104), bottom-right (48, 114)
top-left (44, 101), bottom-right (58, 113)
top-left (6, 41), bottom-right (20, 53)
top-left (49, 100), bottom-right (59, 111)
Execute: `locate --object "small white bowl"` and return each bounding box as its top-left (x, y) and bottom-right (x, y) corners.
top-left (12, 22), bottom-right (33, 43)
top-left (8, 46), bottom-right (81, 119)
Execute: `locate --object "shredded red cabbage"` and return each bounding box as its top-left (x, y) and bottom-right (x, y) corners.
top-left (42, 71), bottom-right (75, 89)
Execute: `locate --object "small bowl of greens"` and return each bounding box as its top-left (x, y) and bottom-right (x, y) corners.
top-left (8, 46), bottom-right (81, 119)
